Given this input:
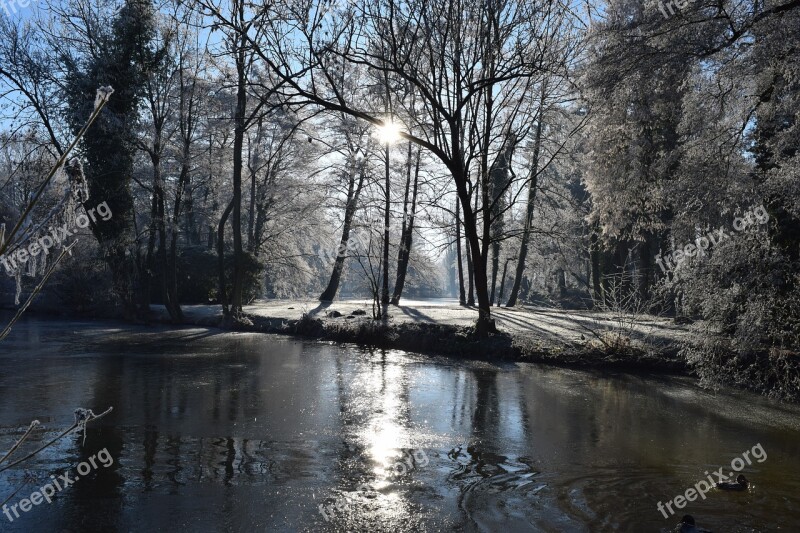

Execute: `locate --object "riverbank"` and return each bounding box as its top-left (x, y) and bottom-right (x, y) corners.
top-left (5, 297), bottom-right (797, 399)
top-left (151, 299), bottom-right (694, 373)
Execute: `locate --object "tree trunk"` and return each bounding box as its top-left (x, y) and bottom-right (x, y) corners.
top-left (168, 132), bottom-right (192, 323)
top-left (455, 196), bottom-right (466, 305)
top-left (490, 240), bottom-right (500, 304)
top-left (590, 224), bottom-right (602, 306)
top-left (497, 258), bottom-right (510, 306)
top-left (391, 147), bottom-right (420, 305)
top-left (506, 109), bottom-right (543, 307)
top-left (466, 235), bottom-right (475, 306)
top-left (184, 192), bottom-right (198, 246)
top-left (320, 165), bottom-right (366, 301)
top-left (217, 197), bottom-right (234, 317)
top-left (142, 144), bottom-right (174, 320)
top-left (154, 159), bottom-right (175, 320)
top-left (455, 172), bottom-right (494, 335)
top-left (230, 14), bottom-right (248, 317)
top-left (488, 137), bottom-right (514, 305)
top-left (381, 144), bottom-right (391, 311)
top-left (247, 118), bottom-right (263, 252)
top-left (463, 209), bottom-right (494, 335)
top-left (167, 66), bottom-right (195, 323)
top-left (140, 185), bottom-right (158, 319)
top-left (471, 26), bottom-right (499, 337)
top-left (556, 267), bottom-right (566, 298)
top-left (637, 235), bottom-right (652, 302)
top-left (207, 224), bottom-right (215, 250)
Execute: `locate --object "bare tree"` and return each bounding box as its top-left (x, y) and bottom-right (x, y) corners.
top-left (200, 0), bottom-right (576, 334)
top-left (319, 117), bottom-right (371, 301)
top-left (391, 144), bottom-right (421, 304)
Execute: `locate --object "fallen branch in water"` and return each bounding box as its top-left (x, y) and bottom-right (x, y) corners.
top-left (0, 406), bottom-right (113, 474)
top-left (0, 420), bottom-right (40, 465)
top-left (0, 475), bottom-right (33, 507)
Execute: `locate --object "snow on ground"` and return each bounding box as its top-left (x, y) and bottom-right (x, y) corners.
top-left (165, 298), bottom-right (694, 348)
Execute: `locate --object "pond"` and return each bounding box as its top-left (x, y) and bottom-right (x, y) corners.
top-left (0, 317), bottom-right (798, 531)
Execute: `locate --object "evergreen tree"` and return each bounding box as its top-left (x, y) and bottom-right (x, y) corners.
top-left (63, 0), bottom-right (161, 318)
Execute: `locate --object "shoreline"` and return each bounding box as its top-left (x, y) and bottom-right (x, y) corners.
top-left (1, 299), bottom-right (692, 374)
top-left (149, 302), bottom-right (692, 375)
top-left (10, 299), bottom-right (798, 402)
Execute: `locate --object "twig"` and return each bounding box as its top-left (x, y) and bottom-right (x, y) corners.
top-left (0, 242), bottom-right (77, 342)
top-left (1, 476), bottom-right (33, 507)
top-left (0, 407), bottom-right (113, 474)
top-left (0, 88), bottom-right (113, 258)
top-left (0, 420), bottom-right (40, 465)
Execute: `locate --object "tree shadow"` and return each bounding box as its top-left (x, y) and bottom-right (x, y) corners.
top-left (395, 305), bottom-right (435, 323)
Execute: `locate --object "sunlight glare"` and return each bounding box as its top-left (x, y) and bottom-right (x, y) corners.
top-left (375, 121), bottom-right (402, 144)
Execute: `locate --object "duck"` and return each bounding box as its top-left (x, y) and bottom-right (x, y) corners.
top-left (716, 473), bottom-right (748, 491)
top-left (675, 514), bottom-right (712, 533)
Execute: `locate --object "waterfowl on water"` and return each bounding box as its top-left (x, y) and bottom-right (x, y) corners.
top-left (676, 514), bottom-right (712, 533)
top-left (716, 474), bottom-right (748, 491)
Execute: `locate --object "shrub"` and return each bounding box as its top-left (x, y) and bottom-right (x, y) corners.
top-left (152, 246), bottom-right (264, 305)
top-left (673, 231), bottom-right (800, 401)
top-left (51, 258), bottom-right (116, 313)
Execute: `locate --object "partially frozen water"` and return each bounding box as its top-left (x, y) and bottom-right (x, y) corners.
top-left (0, 317), bottom-right (798, 531)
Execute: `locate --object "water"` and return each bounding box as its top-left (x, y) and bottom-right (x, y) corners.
top-left (0, 317), bottom-right (798, 531)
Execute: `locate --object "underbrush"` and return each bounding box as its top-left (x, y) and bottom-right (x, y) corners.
top-left (682, 336), bottom-right (800, 403)
top-left (285, 312), bottom-right (684, 371)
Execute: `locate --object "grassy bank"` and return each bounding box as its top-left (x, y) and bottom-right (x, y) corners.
top-left (167, 301), bottom-right (797, 401)
top-left (181, 309), bottom-right (690, 374)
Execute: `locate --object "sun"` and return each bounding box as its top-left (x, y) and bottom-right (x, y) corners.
top-left (375, 120), bottom-right (402, 144)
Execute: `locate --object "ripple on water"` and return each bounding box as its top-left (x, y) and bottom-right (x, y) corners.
top-left (444, 443), bottom-right (587, 532)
